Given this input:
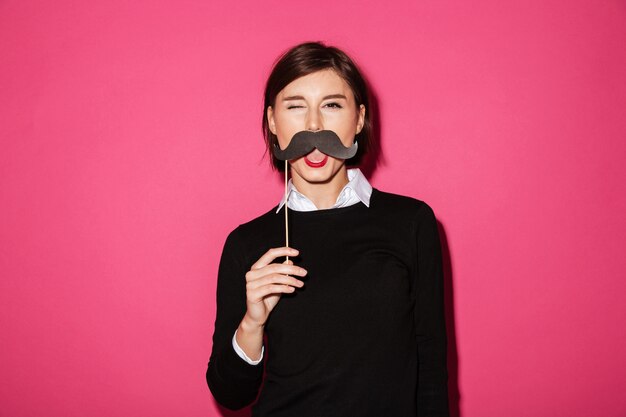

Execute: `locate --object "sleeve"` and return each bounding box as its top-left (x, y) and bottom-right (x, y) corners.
top-left (413, 203), bottom-right (450, 416)
top-left (232, 329), bottom-right (264, 365)
top-left (206, 228), bottom-right (264, 410)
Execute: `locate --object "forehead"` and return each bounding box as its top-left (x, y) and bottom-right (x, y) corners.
top-left (278, 69), bottom-right (354, 100)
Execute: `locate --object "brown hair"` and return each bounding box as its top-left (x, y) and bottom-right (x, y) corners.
top-left (262, 42), bottom-right (373, 170)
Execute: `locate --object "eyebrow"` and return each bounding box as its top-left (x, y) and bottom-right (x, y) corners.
top-left (282, 94), bottom-right (348, 101)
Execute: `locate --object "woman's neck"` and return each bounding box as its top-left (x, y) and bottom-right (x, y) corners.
top-left (291, 167), bottom-right (349, 209)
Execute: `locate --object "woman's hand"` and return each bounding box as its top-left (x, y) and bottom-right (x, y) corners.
top-left (236, 247), bottom-right (306, 361)
top-left (244, 247), bottom-right (307, 327)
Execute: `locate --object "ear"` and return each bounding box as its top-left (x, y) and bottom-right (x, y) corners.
top-left (356, 104), bottom-right (366, 134)
top-left (267, 106), bottom-right (277, 135)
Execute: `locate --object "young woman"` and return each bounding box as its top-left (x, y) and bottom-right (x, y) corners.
top-left (206, 42), bottom-right (449, 417)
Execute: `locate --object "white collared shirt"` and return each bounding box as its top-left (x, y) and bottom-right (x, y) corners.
top-left (232, 168), bottom-right (373, 365)
top-left (276, 167), bottom-right (372, 212)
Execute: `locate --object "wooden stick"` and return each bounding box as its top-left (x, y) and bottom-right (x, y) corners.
top-left (284, 159), bottom-right (289, 262)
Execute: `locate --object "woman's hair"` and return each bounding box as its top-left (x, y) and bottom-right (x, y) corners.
top-left (263, 41), bottom-right (373, 170)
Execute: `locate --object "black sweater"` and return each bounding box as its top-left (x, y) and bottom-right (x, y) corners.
top-left (206, 188), bottom-right (449, 416)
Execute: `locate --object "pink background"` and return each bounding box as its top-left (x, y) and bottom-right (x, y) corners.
top-left (1, 1), bottom-right (625, 416)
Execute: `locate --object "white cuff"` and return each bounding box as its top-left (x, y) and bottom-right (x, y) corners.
top-left (232, 329), bottom-right (264, 365)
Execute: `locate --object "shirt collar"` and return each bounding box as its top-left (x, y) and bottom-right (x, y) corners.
top-left (276, 168), bottom-right (372, 213)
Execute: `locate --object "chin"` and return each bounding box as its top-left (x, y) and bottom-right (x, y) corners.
top-left (300, 170), bottom-right (335, 184)
top-left (291, 158), bottom-right (345, 184)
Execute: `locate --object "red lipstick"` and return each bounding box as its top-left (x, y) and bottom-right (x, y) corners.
top-left (304, 155), bottom-right (328, 168)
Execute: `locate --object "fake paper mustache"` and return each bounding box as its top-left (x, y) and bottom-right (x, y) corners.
top-left (272, 130), bottom-right (358, 161)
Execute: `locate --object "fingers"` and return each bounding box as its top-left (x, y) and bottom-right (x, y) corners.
top-left (251, 247), bottom-right (299, 270)
top-left (249, 283), bottom-right (298, 300)
top-left (245, 247), bottom-right (308, 304)
top-left (246, 272), bottom-right (304, 304)
top-left (245, 263), bottom-right (307, 285)
top-left (247, 274), bottom-right (305, 292)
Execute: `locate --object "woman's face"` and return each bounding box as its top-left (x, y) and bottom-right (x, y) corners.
top-left (267, 69), bottom-right (365, 186)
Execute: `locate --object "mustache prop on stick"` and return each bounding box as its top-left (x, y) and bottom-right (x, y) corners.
top-left (273, 130), bottom-right (358, 261)
top-left (273, 130), bottom-right (358, 161)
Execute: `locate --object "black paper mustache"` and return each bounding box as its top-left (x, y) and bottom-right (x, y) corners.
top-left (273, 130), bottom-right (358, 161)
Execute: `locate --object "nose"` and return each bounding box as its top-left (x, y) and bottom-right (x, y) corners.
top-left (305, 108), bottom-right (323, 132)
